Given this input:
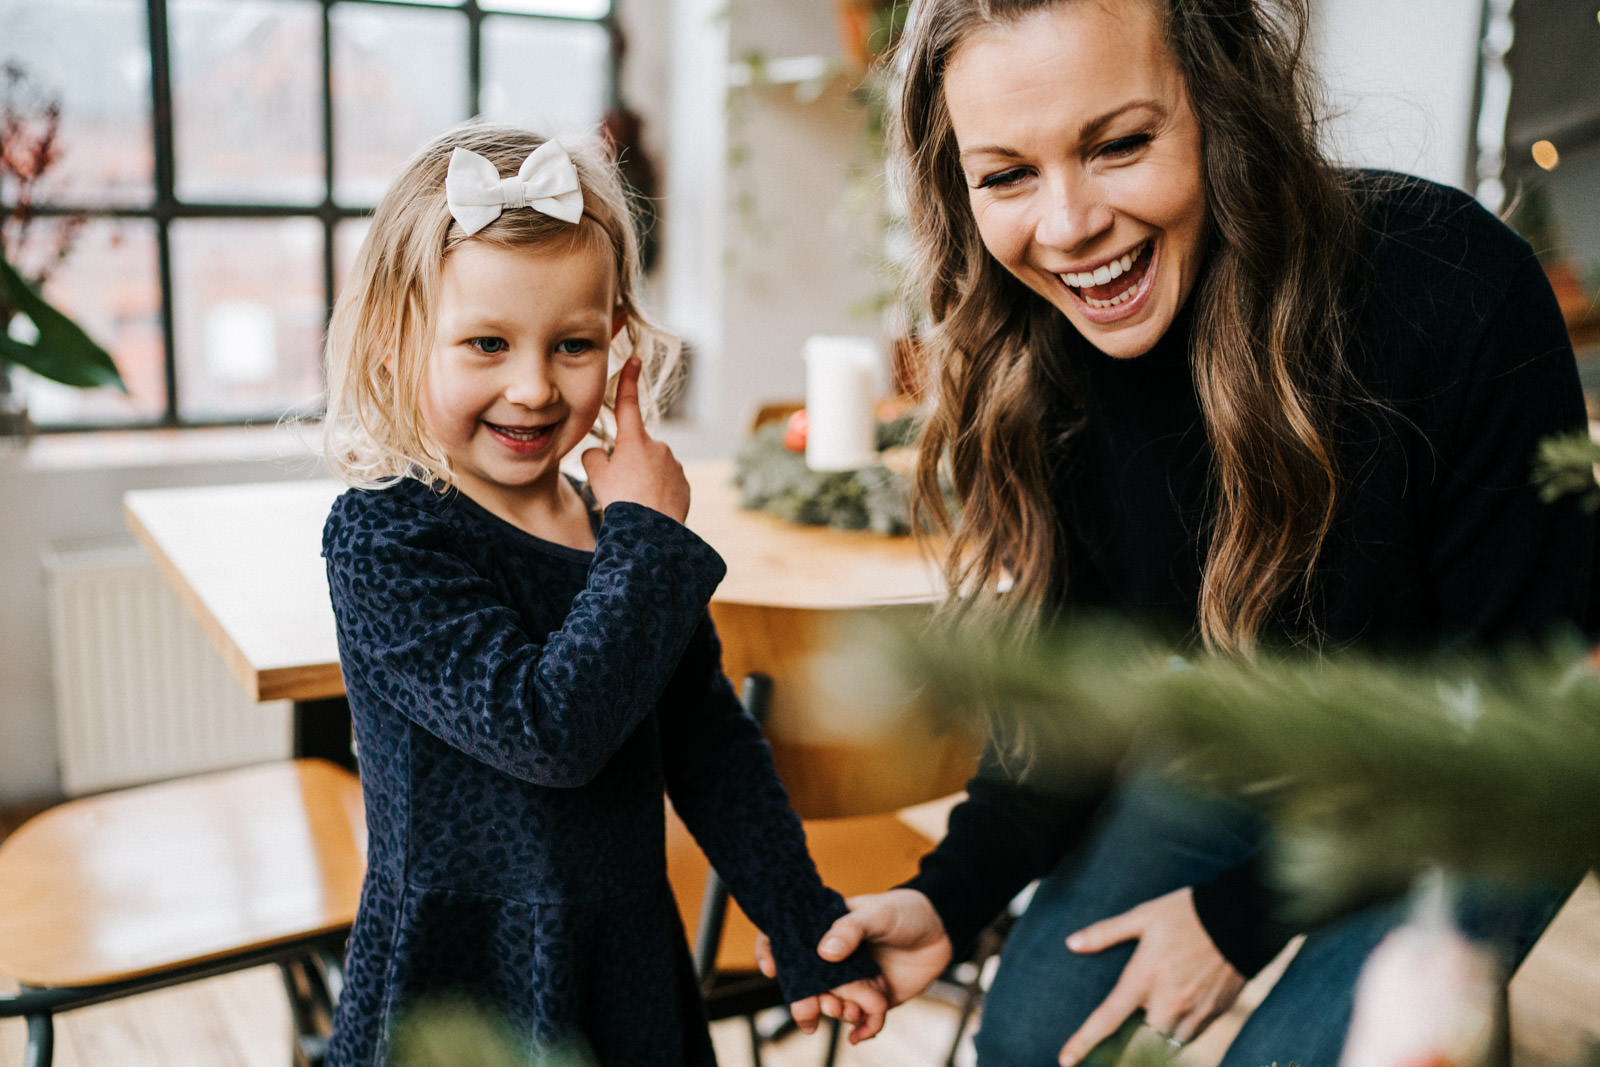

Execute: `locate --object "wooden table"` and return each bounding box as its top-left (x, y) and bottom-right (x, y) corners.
top-left (124, 461), bottom-right (979, 818)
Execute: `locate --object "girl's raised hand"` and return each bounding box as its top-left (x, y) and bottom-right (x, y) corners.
top-left (581, 356), bottom-right (691, 523)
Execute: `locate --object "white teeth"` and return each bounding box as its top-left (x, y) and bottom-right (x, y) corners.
top-left (1083, 288), bottom-right (1136, 310)
top-left (494, 424), bottom-right (549, 440)
top-left (1061, 243), bottom-right (1144, 290)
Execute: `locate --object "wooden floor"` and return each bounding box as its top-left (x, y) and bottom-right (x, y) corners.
top-left (0, 966), bottom-right (979, 1067)
top-left (6, 879), bottom-right (1600, 1067)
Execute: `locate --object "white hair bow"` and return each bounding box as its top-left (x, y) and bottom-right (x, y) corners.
top-left (444, 141), bottom-right (584, 235)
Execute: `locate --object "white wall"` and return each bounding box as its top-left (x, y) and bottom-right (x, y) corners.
top-left (0, 431), bottom-right (323, 802)
top-left (1311, 0), bottom-right (1485, 191)
top-left (658, 0), bottom-right (888, 461)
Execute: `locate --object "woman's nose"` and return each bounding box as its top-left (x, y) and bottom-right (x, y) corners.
top-left (1034, 174), bottom-right (1112, 251)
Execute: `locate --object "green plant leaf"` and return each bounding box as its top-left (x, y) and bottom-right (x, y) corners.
top-left (0, 251), bottom-right (126, 391)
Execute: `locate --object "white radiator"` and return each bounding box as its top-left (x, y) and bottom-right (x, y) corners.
top-left (43, 541), bottom-right (293, 796)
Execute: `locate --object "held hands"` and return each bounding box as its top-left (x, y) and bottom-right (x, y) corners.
top-left (581, 356), bottom-right (690, 523)
top-left (1057, 887), bottom-right (1245, 1067)
top-left (787, 976), bottom-right (891, 1045)
top-left (756, 889), bottom-right (955, 1042)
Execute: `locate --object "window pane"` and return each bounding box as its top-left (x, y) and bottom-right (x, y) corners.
top-left (481, 16), bottom-right (610, 136)
top-left (332, 4), bottom-right (469, 206)
top-left (170, 0), bottom-right (323, 204)
top-left (0, 0), bottom-right (153, 206)
top-left (333, 217), bottom-right (372, 302)
top-left (23, 218), bottom-right (165, 425)
top-left (170, 218), bottom-right (326, 420)
top-left (485, 0), bottom-right (610, 16)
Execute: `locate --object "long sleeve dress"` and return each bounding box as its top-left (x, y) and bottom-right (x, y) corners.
top-left (905, 170), bottom-right (1598, 974)
top-left (322, 482), bottom-right (875, 1065)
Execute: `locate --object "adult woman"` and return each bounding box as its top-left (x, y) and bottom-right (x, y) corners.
top-left (762, 0), bottom-right (1595, 1063)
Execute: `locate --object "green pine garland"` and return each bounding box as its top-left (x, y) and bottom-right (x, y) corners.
top-left (731, 415), bottom-right (921, 534)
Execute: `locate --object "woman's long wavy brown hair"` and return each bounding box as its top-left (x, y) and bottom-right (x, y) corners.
top-left (894, 0), bottom-right (1361, 652)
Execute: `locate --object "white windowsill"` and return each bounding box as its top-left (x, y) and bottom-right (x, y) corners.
top-left (7, 422), bottom-right (324, 475)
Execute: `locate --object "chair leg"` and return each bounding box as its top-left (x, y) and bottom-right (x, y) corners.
top-left (821, 1016), bottom-right (841, 1067)
top-left (280, 954), bottom-right (337, 1066)
top-left (316, 940), bottom-right (345, 1008)
top-left (745, 1013), bottom-right (765, 1067)
top-left (694, 868), bottom-right (732, 988)
top-left (23, 1011), bottom-right (53, 1067)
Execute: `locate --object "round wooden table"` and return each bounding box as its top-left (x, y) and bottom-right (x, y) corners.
top-left (684, 461), bottom-right (979, 819)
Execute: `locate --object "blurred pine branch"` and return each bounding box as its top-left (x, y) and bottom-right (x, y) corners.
top-left (885, 617), bottom-right (1600, 920)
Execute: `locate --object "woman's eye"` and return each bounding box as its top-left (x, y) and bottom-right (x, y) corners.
top-left (976, 167), bottom-right (1029, 190)
top-left (467, 337), bottom-right (509, 354)
top-left (1101, 134), bottom-right (1152, 158)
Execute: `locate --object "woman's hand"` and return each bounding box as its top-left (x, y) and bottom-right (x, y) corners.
top-left (756, 889), bottom-right (954, 1017)
top-left (582, 356), bottom-right (690, 522)
top-left (1057, 887), bottom-right (1245, 1066)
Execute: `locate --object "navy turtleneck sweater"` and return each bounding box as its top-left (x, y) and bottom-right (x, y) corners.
top-left (906, 171), bottom-right (1596, 974)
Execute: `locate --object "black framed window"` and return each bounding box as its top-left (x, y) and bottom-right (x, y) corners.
top-left (0, 0), bottom-right (615, 430)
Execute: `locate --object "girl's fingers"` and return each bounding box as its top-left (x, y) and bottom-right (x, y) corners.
top-left (789, 995), bottom-right (822, 1035)
top-left (612, 356), bottom-right (646, 443)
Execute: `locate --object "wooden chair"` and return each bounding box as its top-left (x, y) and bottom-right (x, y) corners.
top-left (0, 759), bottom-right (366, 1067)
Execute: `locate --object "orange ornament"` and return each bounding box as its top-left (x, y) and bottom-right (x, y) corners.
top-left (783, 408), bottom-right (809, 452)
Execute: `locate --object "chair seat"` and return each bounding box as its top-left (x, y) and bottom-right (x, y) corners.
top-left (0, 759), bottom-right (366, 989)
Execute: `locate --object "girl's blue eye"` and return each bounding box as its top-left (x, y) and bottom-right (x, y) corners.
top-left (556, 338), bottom-right (595, 356)
top-left (469, 337), bottom-right (508, 354)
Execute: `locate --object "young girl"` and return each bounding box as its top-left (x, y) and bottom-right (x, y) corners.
top-left (319, 121), bottom-right (883, 1065)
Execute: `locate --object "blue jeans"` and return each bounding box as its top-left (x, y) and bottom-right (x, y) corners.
top-left (972, 774), bottom-right (1567, 1067)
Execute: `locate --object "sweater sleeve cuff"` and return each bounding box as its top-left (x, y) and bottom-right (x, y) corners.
top-left (598, 502), bottom-right (726, 587)
top-left (765, 893), bottom-right (880, 1002)
top-left (1190, 853), bottom-right (1298, 977)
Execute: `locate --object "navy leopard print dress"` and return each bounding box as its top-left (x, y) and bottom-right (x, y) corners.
top-left (322, 477), bottom-right (874, 1065)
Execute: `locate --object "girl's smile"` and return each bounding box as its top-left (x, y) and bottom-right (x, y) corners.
top-left (484, 420), bottom-right (559, 453)
top-left (419, 236), bottom-right (620, 531)
top-left (944, 0), bottom-right (1208, 359)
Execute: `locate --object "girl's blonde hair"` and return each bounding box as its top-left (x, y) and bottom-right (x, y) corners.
top-left (322, 120), bottom-right (679, 489)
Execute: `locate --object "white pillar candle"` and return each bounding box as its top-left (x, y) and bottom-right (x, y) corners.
top-left (803, 335), bottom-right (880, 471)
